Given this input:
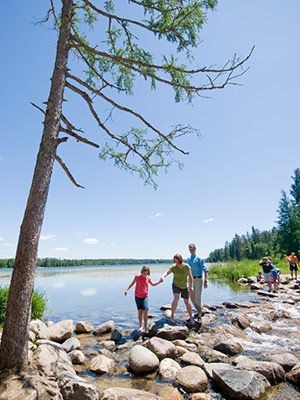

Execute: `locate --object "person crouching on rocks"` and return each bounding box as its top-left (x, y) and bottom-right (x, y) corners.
top-left (124, 265), bottom-right (163, 334)
top-left (259, 257), bottom-right (275, 292)
top-left (268, 257), bottom-right (281, 292)
top-left (161, 253), bottom-right (195, 325)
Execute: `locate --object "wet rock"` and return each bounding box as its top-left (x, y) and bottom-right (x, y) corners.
top-left (158, 386), bottom-right (183, 400)
top-left (163, 309), bottom-right (172, 318)
top-left (178, 351), bottom-right (205, 367)
top-left (156, 325), bottom-right (189, 341)
top-left (257, 290), bottom-right (279, 298)
top-left (197, 345), bottom-right (230, 364)
top-left (287, 362), bottom-right (300, 387)
top-left (98, 348), bottom-right (118, 360)
top-left (58, 371), bottom-right (98, 400)
top-left (266, 352), bottom-right (299, 371)
top-left (47, 320), bottom-right (74, 342)
top-left (90, 354), bottom-right (116, 375)
top-left (159, 358), bottom-right (181, 380)
top-left (110, 329), bottom-right (122, 343)
top-left (213, 336), bottom-right (243, 356)
top-left (236, 358), bottom-right (285, 385)
top-left (230, 313), bottom-right (251, 330)
top-left (98, 340), bottom-right (115, 350)
top-left (175, 345), bottom-right (189, 357)
top-left (144, 336), bottom-right (177, 360)
top-left (62, 337), bottom-right (81, 353)
top-left (94, 320), bottom-right (115, 335)
top-left (76, 321), bottom-right (94, 333)
top-left (35, 341), bottom-right (75, 377)
top-left (250, 320), bottom-right (272, 334)
top-left (237, 278), bottom-right (248, 285)
top-left (160, 304), bottom-right (172, 311)
top-left (223, 302), bottom-right (239, 309)
top-left (129, 344), bottom-right (159, 375)
top-left (202, 363), bottom-right (234, 379)
top-left (101, 387), bottom-right (163, 400)
top-left (172, 340), bottom-right (197, 351)
top-left (69, 350), bottom-right (85, 365)
top-left (176, 365), bottom-right (208, 393)
top-left (212, 369), bottom-right (270, 400)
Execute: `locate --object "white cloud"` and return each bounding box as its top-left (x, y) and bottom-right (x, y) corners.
top-left (0, 237), bottom-right (3, 241)
top-left (3, 243), bottom-right (13, 247)
top-left (149, 212), bottom-right (163, 219)
top-left (53, 247), bottom-right (68, 252)
top-left (80, 288), bottom-right (97, 296)
top-left (109, 242), bottom-right (116, 246)
top-left (74, 231), bottom-right (89, 237)
top-left (202, 217), bottom-right (214, 223)
top-left (53, 281), bottom-right (65, 288)
top-left (40, 234), bottom-right (56, 241)
top-left (82, 238), bottom-right (99, 245)
top-left (146, 240), bottom-right (151, 244)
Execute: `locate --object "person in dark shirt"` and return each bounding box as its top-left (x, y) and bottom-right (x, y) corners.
top-left (259, 257), bottom-right (275, 292)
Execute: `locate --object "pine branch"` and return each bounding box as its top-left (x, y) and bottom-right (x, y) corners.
top-left (55, 154), bottom-right (85, 188)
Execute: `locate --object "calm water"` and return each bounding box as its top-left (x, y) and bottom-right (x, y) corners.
top-left (0, 264), bottom-right (253, 329)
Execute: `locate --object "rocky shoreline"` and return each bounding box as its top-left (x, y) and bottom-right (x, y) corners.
top-left (0, 276), bottom-right (300, 400)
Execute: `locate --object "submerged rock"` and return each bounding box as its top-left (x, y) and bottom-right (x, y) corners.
top-left (101, 387), bottom-right (163, 400)
top-left (90, 354), bottom-right (116, 375)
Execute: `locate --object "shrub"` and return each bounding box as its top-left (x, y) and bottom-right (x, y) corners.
top-left (0, 287), bottom-right (47, 325)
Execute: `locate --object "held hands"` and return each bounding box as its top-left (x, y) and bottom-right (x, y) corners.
top-left (204, 281), bottom-right (208, 289)
top-left (124, 290), bottom-right (128, 296)
top-left (159, 277), bottom-right (164, 283)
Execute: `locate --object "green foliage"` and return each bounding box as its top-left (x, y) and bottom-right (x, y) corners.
top-left (209, 259), bottom-right (288, 281)
top-left (0, 287), bottom-right (47, 325)
top-left (277, 168), bottom-right (300, 256)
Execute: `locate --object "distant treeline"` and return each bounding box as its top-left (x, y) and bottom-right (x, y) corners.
top-left (0, 258), bottom-right (171, 269)
top-left (207, 168), bottom-right (300, 263)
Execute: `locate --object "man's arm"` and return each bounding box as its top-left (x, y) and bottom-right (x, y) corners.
top-left (188, 268), bottom-right (194, 292)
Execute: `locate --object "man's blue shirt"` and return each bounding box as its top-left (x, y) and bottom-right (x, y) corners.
top-left (187, 255), bottom-right (208, 277)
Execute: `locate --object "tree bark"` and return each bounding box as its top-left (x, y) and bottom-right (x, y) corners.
top-left (0, 0), bottom-right (73, 371)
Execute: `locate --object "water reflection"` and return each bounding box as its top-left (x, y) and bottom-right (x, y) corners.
top-left (0, 264), bottom-right (254, 328)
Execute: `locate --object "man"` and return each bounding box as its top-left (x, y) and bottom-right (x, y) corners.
top-left (187, 243), bottom-right (208, 319)
top-left (285, 252), bottom-right (299, 280)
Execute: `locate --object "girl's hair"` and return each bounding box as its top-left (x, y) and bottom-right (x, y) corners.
top-left (173, 253), bottom-right (183, 264)
top-left (141, 265), bottom-right (150, 275)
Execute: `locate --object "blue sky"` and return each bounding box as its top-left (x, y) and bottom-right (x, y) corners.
top-left (0, 1), bottom-right (299, 260)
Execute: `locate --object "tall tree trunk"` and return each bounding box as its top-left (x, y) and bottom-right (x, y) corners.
top-left (0, 0), bottom-right (73, 371)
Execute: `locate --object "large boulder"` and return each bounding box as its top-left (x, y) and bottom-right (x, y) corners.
top-left (101, 387), bottom-right (163, 400)
top-left (35, 341), bottom-right (75, 378)
top-left (266, 353), bottom-right (299, 371)
top-left (287, 362), bottom-right (300, 387)
top-left (76, 321), bottom-right (94, 334)
top-left (159, 358), bottom-right (181, 380)
top-left (202, 363), bottom-right (234, 379)
top-left (58, 371), bottom-right (98, 400)
top-left (176, 366), bottom-right (208, 393)
top-left (62, 337), bottom-right (81, 353)
top-left (129, 345), bottom-right (159, 375)
top-left (213, 336), bottom-right (243, 356)
top-left (212, 369), bottom-right (270, 399)
top-left (144, 337), bottom-right (177, 360)
top-left (148, 318), bottom-right (189, 340)
top-left (47, 320), bottom-right (74, 342)
top-left (29, 319), bottom-right (49, 340)
top-left (93, 320), bottom-right (115, 335)
top-left (90, 354), bottom-right (116, 375)
top-left (69, 350), bottom-right (85, 365)
top-left (197, 345), bottom-right (230, 363)
top-left (178, 351), bottom-right (205, 367)
top-left (236, 358), bottom-right (285, 385)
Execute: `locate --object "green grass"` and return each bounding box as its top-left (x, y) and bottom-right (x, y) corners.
top-left (209, 259), bottom-right (289, 281)
top-left (0, 287), bottom-right (47, 326)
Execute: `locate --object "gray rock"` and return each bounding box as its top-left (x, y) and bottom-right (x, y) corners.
top-left (163, 309), bottom-right (172, 318)
top-left (160, 304), bottom-right (172, 311)
top-left (94, 320), bottom-right (115, 335)
top-left (29, 319), bottom-right (49, 339)
top-left (287, 362), bottom-right (300, 387)
top-left (69, 350), bottom-right (85, 365)
top-left (62, 337), bottom-right (81, 353)
top-left (176, 365), bottom-right (208, 393)
top-left (159, 358), bottom-right (181, 380)
top-left (236, 358), bottom-right (285, 385)
top-left (250, 320), bottom-right (272, 334)
top-left (156, 325), bottom-right (189, 341)
top-left (231, 314), bottom-right (251, 330)
top-left (76, 321), bottom-right (94, 333)
top-left (47, 320), bottom-right (74, 342)
top-left (35, 342), bottom-right (75, 377)
top-left (144, 337), bottom-right (177, 360)
top-left (178, 351), bottom-right (205, 367)
top-left (175, 345), bottom-right (189, 357)
top-left (101, 387), bottom-right (163, 400)
top-left (266, 352), bottom-right (299, 371)
top-left (172, 340), bottom-right (197, 351)
top-left (58, 371), bottom-right (98, 400)
top-left (110, 329), bottom-right (122, 342)
top-left (213, 336), bottom-right (243, 356)
top-left (212, 369), bottom-right (270, 399)
top-left (90, 354), bottom-right (115, 375)
top-left (197, 345), bottom-right (230, 364)
top-left (129, 345), bottom-right (159, 375)
top-left (203, 363), bottom-right (234, 379)
top-left (98, 340), bottom-right (115, 350)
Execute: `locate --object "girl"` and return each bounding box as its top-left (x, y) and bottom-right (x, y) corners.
top-left (125, 265), bottom-right (163, 333)
top-left (161, 253), bottom-right (195, 324)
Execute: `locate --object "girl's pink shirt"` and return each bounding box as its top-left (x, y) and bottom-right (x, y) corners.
top-left (134, 274), bottom-right (153, 298)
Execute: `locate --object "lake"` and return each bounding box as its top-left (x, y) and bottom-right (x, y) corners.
top-left (0, 264), bottom-right (254, 329)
